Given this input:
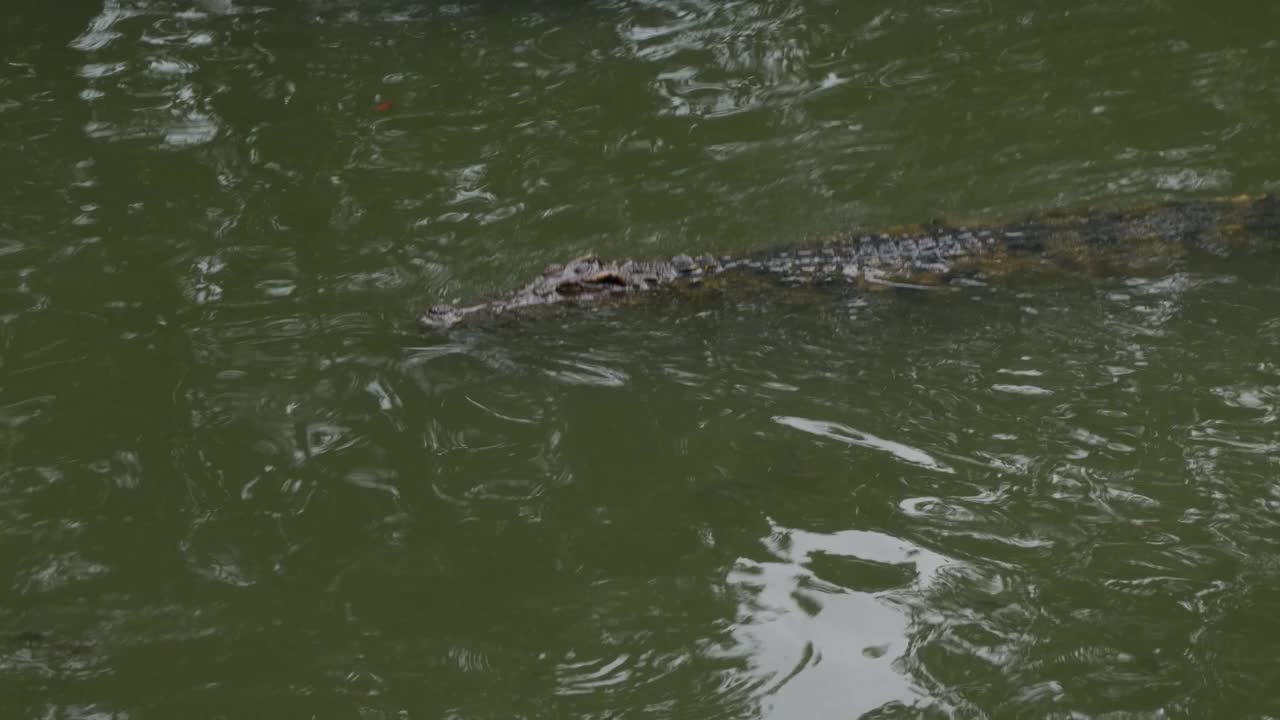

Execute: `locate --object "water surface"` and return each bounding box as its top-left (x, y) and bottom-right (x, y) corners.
top-left (3, 1), bottom-right (1280, 717)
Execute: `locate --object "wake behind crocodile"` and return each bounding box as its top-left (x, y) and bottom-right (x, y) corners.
top-left (419, 195), bottom-right (1280, 330)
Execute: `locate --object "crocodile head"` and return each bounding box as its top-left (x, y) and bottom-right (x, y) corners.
top-left (533, 255), bottom-right (639, 300)
top-left (419, 254), bottom-right (691, 330)
top-left (418, 304), bottom-right (468, 330)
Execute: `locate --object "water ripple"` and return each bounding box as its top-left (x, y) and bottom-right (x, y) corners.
top-left (773, 415), bottom-right (953, 473)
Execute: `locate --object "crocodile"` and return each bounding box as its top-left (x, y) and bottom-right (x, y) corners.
top-left (419, 194), bottom-right (1280, 330)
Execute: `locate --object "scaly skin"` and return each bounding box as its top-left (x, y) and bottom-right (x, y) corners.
top-left (419, 194), bottom-right (1280, 330)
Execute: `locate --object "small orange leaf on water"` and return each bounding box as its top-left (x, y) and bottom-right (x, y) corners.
top-left (375, 101), bottom-right (394, 112)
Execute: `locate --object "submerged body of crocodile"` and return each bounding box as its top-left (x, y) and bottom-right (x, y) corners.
top-left (420, 195), bottom-right (1280, 329)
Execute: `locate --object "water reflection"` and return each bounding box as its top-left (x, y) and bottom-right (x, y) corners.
top-left (725, 520), bottom-right (953, 716)
top-left (73, 0), bottom-right (223, 147)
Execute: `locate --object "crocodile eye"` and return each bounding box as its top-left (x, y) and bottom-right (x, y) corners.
top-left (585, 271), bottom-right (627, 287)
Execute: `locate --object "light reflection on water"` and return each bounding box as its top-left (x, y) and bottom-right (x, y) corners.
top-left (724, 521), bottom-right (953, 717)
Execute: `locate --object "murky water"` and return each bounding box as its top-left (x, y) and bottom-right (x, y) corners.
top-left (4, 1), bottom-right (1280, 717)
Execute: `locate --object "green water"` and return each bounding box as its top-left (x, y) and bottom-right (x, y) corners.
top-left (4, 1), bottom-right (1280, 717)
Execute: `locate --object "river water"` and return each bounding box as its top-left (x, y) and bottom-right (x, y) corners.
top-left (4, 1), bottom-right (1280, 717)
